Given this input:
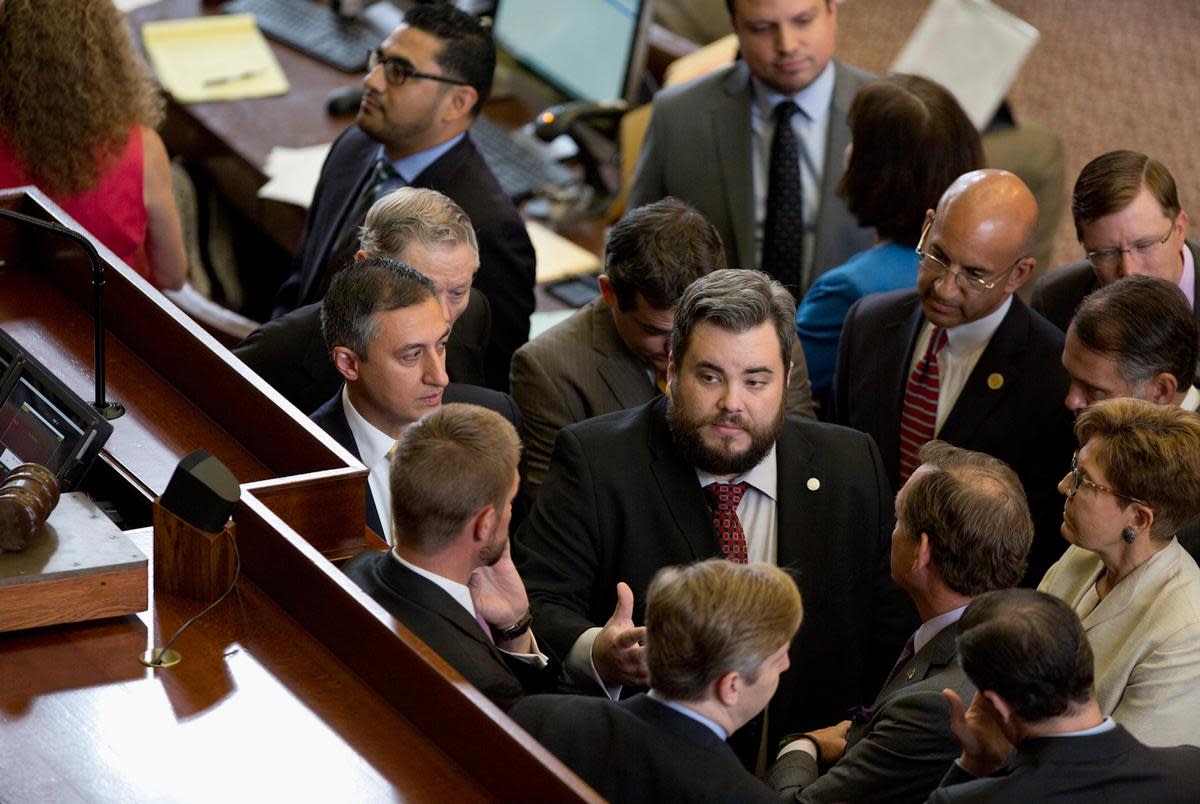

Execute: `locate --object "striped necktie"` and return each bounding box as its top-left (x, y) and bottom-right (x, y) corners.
top-left (898, 327), bottom-right (948, 482)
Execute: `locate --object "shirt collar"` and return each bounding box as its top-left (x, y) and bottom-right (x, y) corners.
top-left (647, 689), bottom-right (728, 741)
top-left (392, 551), bottom-right (477, 618)
top-left (342, 384), bottom-right (396, 470)
top-left (914, 603), bottom-right (968, 654)
top-left (943, 295), bottom-right (1012, 355)
top-left (383, 132), bottom-right (464, 183)
top-left (751, 59), bottom-right (835, 126)
top-left (1178, 242), bottom-right (1195, 309)
top-left (1181, 385), bottom-right (1200, 412)
top-left (1044, 716), bottom-right (1117, 738)
top-left (695, 443), bottom-right (779, 500)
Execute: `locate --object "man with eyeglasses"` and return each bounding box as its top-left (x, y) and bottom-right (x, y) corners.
top-left (1031, 151), bottom-right (1197, 340)
top-left (832, 169), bottom-right (1075, 586)
top-left (272, 3), bottom-right (535, 392)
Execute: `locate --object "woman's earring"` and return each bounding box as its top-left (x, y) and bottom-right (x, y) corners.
top-left (1122, 527), bottom-right (1136, 544)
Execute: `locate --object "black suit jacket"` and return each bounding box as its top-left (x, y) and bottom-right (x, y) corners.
top-left (342, 550), bottom-right (558, 711)
top-left (832, 291), bottom-right (1076, 584)
top-left (310, 386), bottom-right (522, 537)
top-left (514, 397), bottom-right (917, 752)
top-left (511, 693), bottom-right (779, 804)
top-left (928, 723), bottom-right (1200, 803)
top-left (1029, 240), bottom-right (1200, 333)
top-left (769, 622), bottom-right (973, 804)
top-left (235, 293), bottom-right (491, 413)
top-left (273, 124), bottom-right (536, 389)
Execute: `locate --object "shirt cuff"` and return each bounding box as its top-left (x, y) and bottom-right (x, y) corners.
top-left (499, 630), bottom-right (549, 668)
top-left (778, 736), bottom-right (819, 761)
top-left (566, 626), bottom-right (622, 700)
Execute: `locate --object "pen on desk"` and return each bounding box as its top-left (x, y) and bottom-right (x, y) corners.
top-left (202, 69), bottom-right (264, 88)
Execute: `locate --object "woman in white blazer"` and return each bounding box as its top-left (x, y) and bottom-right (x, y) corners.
top-left (1039, 397), bottom-right (1200, 747)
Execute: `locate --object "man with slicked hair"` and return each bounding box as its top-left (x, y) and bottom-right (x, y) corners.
top-left (1031, 150), bottom-right (1198, 336)
top-left (512, 560), bottom-right (800, 802)
top-left (833, 169), bottom-right (1074, 585)
top-left (516, 268), bottom-right (915, 768)
top-left (929, 589), bottom-right (1200, 802)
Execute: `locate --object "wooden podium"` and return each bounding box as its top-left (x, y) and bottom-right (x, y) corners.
top-left (0, 188), bottom-right (599, 802)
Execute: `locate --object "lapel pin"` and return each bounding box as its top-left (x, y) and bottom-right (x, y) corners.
top-left (806, 478), bottom-right (820, 491)
top-left (906, 668), bottom-right (917, 681)
top-left (987, 373), bottom-right (1004, 390)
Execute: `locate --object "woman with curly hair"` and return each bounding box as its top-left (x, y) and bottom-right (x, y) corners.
top-left (0, 0), bottom-right (187, 290)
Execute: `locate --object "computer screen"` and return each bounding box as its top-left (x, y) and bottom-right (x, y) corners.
top-left (493, 0), bottom-right (651, 103)
top-left (0, 378), bottom-right (83, 476)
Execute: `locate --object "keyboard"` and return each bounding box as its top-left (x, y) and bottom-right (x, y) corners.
top-left (223, 0), bottom-right (381, 73)
top-left (470, 116), bottom-right (578, 201)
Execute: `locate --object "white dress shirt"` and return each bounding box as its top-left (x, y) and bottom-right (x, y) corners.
top-left (750, 61), bottom-right (835, 276)
top-left (908, 297), bottom-right (1013, 434)
top-left (342, 386), bottom-right (397, 545)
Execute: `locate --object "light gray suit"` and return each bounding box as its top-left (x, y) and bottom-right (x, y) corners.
top-left (768, 622), bottom-right (973, 803)
top-left (628, 59), bottom-right (874, 294)
top-left (1039, 539), bottom-right (1200, 747)
top-left (510, 297), bottom-right (817, 497)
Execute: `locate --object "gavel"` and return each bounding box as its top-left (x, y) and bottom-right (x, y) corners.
top-left (0, 464), bottom-right (60, 551)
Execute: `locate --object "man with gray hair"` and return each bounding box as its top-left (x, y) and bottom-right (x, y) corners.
top-left (768, 441), bottom-right (1033, 803)
top-left (236, 186), bottom-right (496, 411)
top-left (515, 269), bottom-right (915, 767)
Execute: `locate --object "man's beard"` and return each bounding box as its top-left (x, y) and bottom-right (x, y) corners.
top-left (667, 395), bottom-right (785, 477)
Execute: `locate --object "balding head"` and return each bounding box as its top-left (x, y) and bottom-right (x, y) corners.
top-left (916, 170), bottom-right (1039, 328)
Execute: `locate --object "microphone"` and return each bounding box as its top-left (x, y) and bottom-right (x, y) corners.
top-left (0, 206), bottom-right (124, 420)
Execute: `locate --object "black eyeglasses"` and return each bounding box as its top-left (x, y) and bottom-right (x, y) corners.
top-left (366, 48), bottom-right (470, 88)
top-left (1067, 451), bottom-right (1149, 507)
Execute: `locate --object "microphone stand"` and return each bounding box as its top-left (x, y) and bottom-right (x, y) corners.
top-left (0, 206), bottom-right (124, 419)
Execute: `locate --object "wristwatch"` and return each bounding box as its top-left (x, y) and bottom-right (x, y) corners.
top-left (490, 609), bottom-right (533, 642)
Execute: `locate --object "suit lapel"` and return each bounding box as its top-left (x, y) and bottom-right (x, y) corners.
top-left (774, 422), bottom-right (816, 572)
top-left (646, 400), bottom-right (720, 560)
top-left (313, 393), bottom-right (382, 536)
top-left (878, 298), bottom-right (925, 478)
top-left (715, 65), bottom-right (757, 271)
top-left (805, 60), bottom-right (856, 290)
top-left (938, 300), bottom-right (1029, 445)
top-left (306, 128), bottom-right (377, 302)
top-left (378, 556), bottom-right (501, 655)
top-left (590, 301), bottom-right (656, 409)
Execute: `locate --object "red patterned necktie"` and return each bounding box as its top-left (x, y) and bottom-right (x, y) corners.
top-left (704, 481), bottom-right (749, 564)
top-left (899, 327), bottom-right (949, 482)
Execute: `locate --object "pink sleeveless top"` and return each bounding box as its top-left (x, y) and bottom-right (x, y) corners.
top-left (0, 126), bottom-right (149, 278)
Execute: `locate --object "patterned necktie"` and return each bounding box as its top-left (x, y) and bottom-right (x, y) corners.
top-left (898, 327), bottom-right (949, 482)
top-left (704, 481), bottom-right (749, 564)
top-left (324, 156), bottom-right (402, 294)
top-left (761, 101), bottom-right (804, 294)
top-left (881, 635), bottom-right (916, 690)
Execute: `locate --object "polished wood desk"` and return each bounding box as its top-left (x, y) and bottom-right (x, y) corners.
top-left (0, 188), bottom-right (599, 802)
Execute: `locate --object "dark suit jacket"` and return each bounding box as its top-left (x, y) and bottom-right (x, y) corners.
top-left (831, 290), bottom-right (1076, 584)
top-left (514, 397), bottom-right (917, 753)
top-left (273, 124), bottom-right (536, 390)
top-left (310, 385), bottom-right (522, 537)
top-left (769, 622), bottom-right (973, 804)
top-left (1029, 240), bottom-right (1200, 332)
top-left (511, 693), bottom-right (779, 804)
top-left (235, 292), bottom-right (491, 413)
top-left (342, 550), bottom-right (558, 711)
top-left (928, 724), bottom-right (1200, 803)
top-left (628, 59), bottom-right (874, 292)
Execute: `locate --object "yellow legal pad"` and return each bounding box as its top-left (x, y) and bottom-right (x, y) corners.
top-left (142, 14), bottom-right (289, 103)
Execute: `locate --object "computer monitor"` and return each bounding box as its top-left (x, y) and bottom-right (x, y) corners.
top-left (493, 0), bottom-right (652, 104)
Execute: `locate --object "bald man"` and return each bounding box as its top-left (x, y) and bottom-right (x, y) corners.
top-left (832, 170), bottom-right (1075, 584)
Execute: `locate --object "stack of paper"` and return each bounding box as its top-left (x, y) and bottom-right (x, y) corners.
top-left (142, 14), bottom-right (289, 103)
top-left (258, 144), bottom-right (333, 207)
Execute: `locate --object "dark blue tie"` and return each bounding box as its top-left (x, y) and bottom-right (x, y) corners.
top-left (761, 101), bottom-right (804, 295)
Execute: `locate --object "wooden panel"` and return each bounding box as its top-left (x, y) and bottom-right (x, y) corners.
top-left (0, 529), bottom-right (496, 803)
